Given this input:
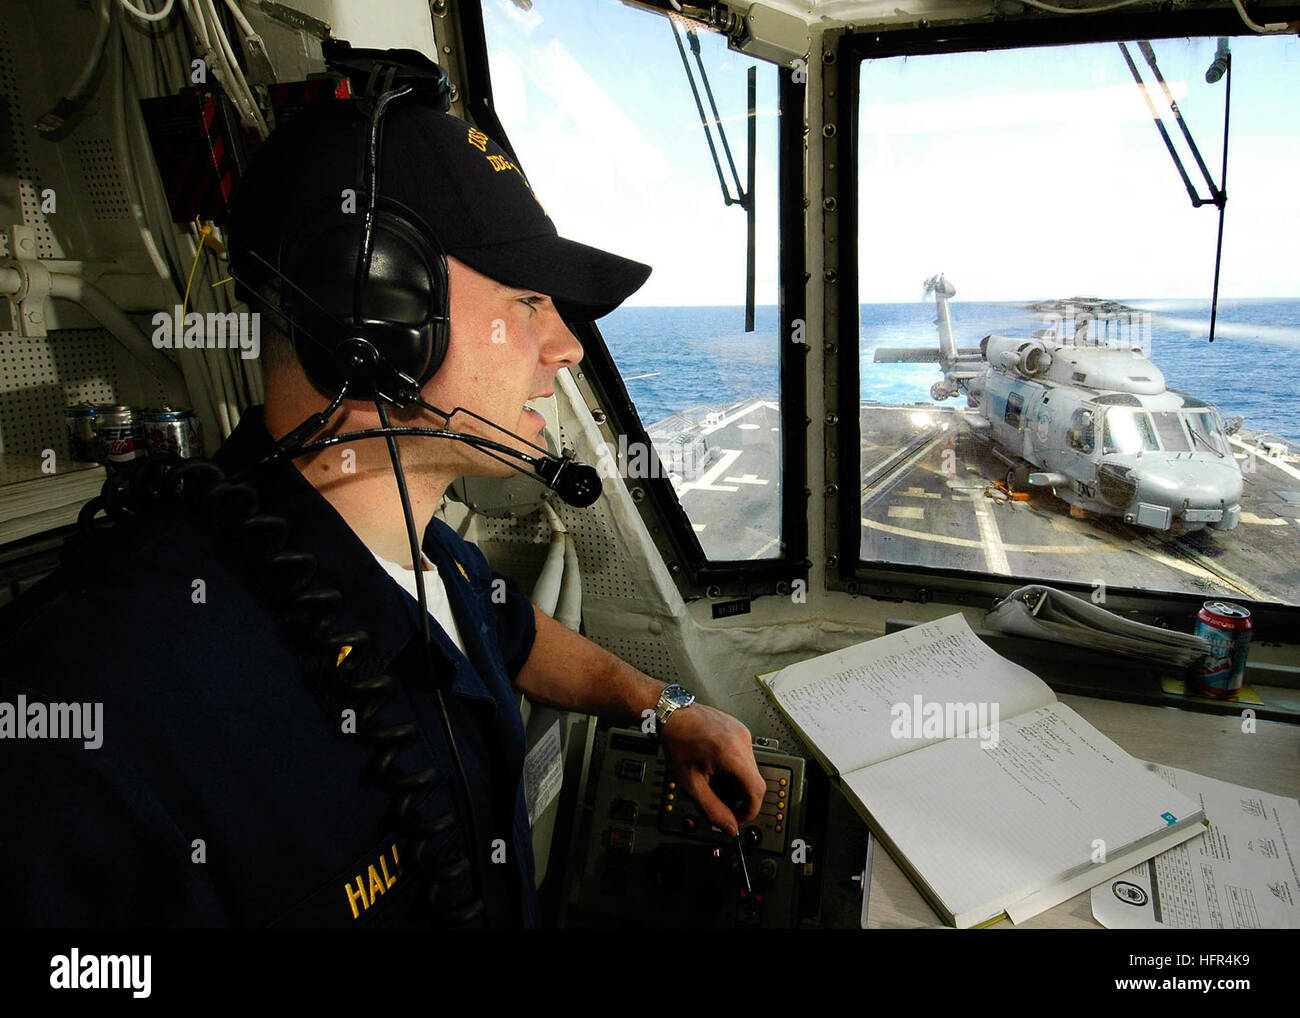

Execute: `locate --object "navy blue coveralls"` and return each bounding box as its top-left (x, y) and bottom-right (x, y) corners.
top-left (0, 406), bottom-right (538, 927)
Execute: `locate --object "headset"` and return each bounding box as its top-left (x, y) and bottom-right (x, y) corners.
top-left (234, 70), bottom-right (603, 508)
top-left (275, 87), bottom-right (451, 406)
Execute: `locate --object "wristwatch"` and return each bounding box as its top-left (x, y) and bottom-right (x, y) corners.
top-left (654, 683), bottom-right (696, 730)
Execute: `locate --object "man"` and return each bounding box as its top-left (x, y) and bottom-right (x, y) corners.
top-left (0, 96), bottom-right (764, 928)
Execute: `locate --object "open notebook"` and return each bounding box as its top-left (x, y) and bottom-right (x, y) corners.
top-left (758, 614), bottom-right (1206, 927)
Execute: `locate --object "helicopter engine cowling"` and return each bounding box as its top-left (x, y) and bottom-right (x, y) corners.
top-left (985, 335), bottom-right (1053, 378)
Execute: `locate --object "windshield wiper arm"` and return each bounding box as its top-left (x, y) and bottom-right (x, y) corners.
top-left (1119, 39), bottom-right (1233, 345)
top-left (1187, 424), bottom-right (1225, 458)
top-left (669, 19), bottom-right (757, 332)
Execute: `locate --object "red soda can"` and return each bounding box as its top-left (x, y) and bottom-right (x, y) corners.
top-left (1190, 601), bottom-right (1252, 697)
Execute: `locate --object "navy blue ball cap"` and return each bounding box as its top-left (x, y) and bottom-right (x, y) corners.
top-left (228, 99), bottom-right (650, 321)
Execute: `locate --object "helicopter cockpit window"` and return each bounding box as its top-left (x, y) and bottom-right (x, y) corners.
top-left (1150, 411), bottom-right (1192, 453)
top-left (852, 31), bottom-right (1300, 610)
top-left (1067, 409), bottom-right (1096, 454)
top-left (1186, 410), bottom-right (1230, 457)
top-left (1103, 409), bottom-right (1160, 456)
top-left (481, 0), bottom-right (785, 563)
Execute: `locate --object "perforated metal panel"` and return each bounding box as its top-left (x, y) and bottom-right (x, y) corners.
top-left (758, 698), bottom-right (811, 760)
top-left (0, 328), bottom-right (129, 459)
top-left (595, 636), bottom-right (684, 685)
top-left (0, 7), bottom-right (166, 464)
top-left (75, 137), bottom-right (133, 221)
top-left (474, 421), bottom-right (643, 602)
top-left (15, 178), bottom-right (57, 257)
top-left (0, 17), bottom-right (56, 259)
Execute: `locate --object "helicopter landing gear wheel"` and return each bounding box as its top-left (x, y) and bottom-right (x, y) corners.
top-left (1006, 463), bottom-right (1029, 495)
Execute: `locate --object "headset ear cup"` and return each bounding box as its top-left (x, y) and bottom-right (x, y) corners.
top-left (279, 206), bottom-right (449, 398)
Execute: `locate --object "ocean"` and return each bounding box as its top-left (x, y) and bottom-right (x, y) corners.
top-left (598, 299), bottom-right (1300, 443)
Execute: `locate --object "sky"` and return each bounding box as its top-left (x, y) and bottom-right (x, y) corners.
top-left (482, 0), bottom-right (1299, 305)
top-left (483, 0), bottom-right (780, 308)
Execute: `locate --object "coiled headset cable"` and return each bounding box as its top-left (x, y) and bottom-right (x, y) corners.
top-left (73, 403), bottom-right (492, 928)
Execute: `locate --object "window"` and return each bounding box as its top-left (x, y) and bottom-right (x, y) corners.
top-left (1150, 411), bottom-right (1192, 453)
top-left (1067, 408), bottom-right (1095, 454)
top-left (1004, 392), bottom-right (1025, 430)
top-left (849, 30), bottom-right (1300, 610)
top-left (1186, 409), bottom-right (1230, 457)
top-left (1103, 409), bottom-right (1159, 456)
top-left (480, 0), bottom-right (788, 565)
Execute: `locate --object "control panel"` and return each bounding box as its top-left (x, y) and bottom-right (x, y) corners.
top-left (568, 727), bottom-right (808, 929)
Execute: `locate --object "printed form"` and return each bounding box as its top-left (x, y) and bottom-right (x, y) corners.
top-left (1091, 763), bottom-right (1300, 929)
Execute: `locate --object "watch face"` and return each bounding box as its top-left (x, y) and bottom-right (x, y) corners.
top-left (663, 684), bottom-right (693, 707)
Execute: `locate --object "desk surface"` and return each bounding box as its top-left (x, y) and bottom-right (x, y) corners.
top-left (864, 693), bottom-right (1300, 929)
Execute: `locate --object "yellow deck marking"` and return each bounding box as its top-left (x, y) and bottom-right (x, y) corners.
top-left (1240, 511), bottom-right (1288, 526)
top-left (888, 505), bottom-right (925, 520)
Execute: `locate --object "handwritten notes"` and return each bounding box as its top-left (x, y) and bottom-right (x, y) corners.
top-left (763, 615), bottom-right (1051, 773)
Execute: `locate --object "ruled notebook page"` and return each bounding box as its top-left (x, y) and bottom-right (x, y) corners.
top-left (761, 614), bottom-right (1055, 775)
top-left (843, 701), bottom-right (1204, 924)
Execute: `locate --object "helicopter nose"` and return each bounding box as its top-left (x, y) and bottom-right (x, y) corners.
top-left (1134, 458), bottom-right (1243, 507)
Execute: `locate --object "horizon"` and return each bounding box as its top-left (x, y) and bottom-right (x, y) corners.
top-left (612, 296), bottom-right (1300, 309)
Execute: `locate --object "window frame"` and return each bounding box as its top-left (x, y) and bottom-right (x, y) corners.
top-left (829, 8), bottom-right (1300, 635)
top-left (460, 4), bottom-right (808, 599)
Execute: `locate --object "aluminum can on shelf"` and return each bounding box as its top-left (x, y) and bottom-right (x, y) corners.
top-left (142, 407), bottom-right (203, 459)
top-left (64, 405), bottom-right (98, 462)
top-left (1190, 601), bottom-right (1252, 697)
top-left (94, 405), bottom-right (145, 463)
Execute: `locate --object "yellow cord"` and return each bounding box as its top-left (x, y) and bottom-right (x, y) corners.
top-left (182, 217), bottom-right (214, 316)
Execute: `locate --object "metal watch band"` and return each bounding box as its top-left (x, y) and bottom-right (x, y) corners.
top-left (654, 684), bottom-right (696, 729)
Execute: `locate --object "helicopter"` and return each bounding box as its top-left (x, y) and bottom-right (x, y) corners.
top-left (874, 274), bottom-right (1244, 533)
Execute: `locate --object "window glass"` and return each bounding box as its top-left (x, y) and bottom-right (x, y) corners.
top-left (483, 0), bottom-right (783, 561)
top-left (1150, 411), bottom-right (1192, 452)
top-left (1103, 409), bottom-right (1160, 455)
top-left (1067, 409), bottom-right (1096, 453)
top-left (857, 36), bottom-right (1300, 606)
top-left (1186, 410), bottom-right (1230, 456)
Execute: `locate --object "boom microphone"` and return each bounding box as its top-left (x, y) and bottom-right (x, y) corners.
top-left (405, 394), bottom-right (604, 508)
top-left (533, 454), bottom-right (602, 508)
top-left (246, 400), bottom-right (605, 509)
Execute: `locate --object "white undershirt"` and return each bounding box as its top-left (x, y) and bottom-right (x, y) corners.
top-left (370, 551), bottom-right (468, 656)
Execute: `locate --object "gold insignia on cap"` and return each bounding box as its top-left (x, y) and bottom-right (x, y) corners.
top-left (455, 560), bottom-right (469, 580)
top-left (467, 126), bottom-right (489, 152)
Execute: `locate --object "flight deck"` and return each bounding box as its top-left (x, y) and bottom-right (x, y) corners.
top-left (661, 400), bottom-right (1300, 607)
